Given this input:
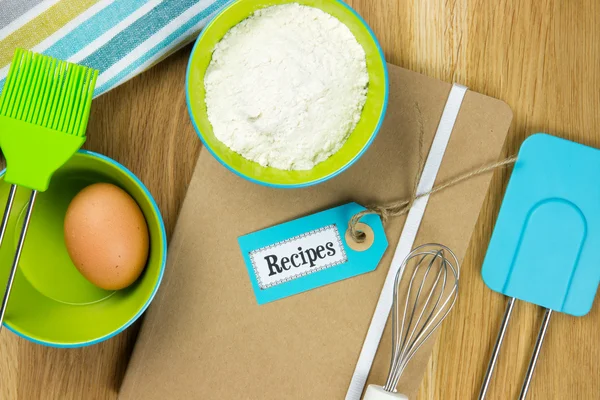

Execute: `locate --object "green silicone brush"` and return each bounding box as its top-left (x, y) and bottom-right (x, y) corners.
top-left (0, 49), bottom-right (98, 330)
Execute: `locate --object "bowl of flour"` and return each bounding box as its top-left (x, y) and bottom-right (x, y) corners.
top-left (186, 0), bottom-right (388, 188)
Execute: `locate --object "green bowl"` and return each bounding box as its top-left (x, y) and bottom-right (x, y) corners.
top-left (186, 0), bottom-right (389, 188)
top-left (0, 150), bottom-right (167, 347)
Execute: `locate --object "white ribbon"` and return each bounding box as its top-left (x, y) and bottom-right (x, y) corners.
top-left (345, 84), bottom-right (468, 400)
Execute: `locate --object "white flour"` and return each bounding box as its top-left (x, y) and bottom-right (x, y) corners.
top-left (204, 4), bottom-right (369, 170)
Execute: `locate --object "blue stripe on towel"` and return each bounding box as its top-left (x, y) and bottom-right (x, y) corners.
top-left (95, 0), bottom-right (232, 96)
top-left (80, 0), bottom-right (198, 73)
top-left (44, 0), bottom-right (148, 62)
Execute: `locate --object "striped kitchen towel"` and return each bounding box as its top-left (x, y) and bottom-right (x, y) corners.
top-left (0, 0), bottom-right (232, 97)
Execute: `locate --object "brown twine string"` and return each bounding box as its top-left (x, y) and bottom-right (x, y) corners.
top-left (347, 104), bottom-right (517, 242)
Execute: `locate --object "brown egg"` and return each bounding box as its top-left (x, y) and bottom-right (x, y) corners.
top-left (64, 183), bottom-right (149, 290)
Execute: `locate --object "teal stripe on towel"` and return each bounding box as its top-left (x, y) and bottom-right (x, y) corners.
top-left (44, 0), bottom-right (148, 61)
top-left (80, 0), bottom-right (198, 72)
top-left (95, 0), bottom-right (231, 96)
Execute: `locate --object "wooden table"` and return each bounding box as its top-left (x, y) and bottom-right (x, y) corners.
top-left (1, 1), bottom-right (599, 399)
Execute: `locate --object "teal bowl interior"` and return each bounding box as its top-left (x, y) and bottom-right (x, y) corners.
top-left (0, 150), bottom-right (167, 347)
top-left (186, 0), bottom-right (389, 188)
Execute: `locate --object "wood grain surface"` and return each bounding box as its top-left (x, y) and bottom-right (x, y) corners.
top-left (1, 0), bottom-right (599, 399)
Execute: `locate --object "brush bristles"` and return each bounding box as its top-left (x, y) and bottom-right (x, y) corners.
top-left (0, 48), bottom-right (98, 137)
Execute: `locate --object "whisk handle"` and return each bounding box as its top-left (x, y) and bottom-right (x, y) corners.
top-left (363, 385), bottom-right (408, 400)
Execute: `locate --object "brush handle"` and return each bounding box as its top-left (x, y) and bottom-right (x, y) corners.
top-left (363, 385), bottom-right (408, 400)
top-left (0, 184), bottom-right (17, 248)
top-left (0, 189), bottom-right (37, 331)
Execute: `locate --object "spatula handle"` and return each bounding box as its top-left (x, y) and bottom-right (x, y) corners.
top-left (478, 296), bottom-right (516, 400)
top-left (518, 308), bottom-right (552, 400)
top-left (0, 189), bottom-right (37, 331)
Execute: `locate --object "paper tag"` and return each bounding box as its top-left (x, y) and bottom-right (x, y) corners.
top-left (238, 202), bottom-right (388, 304)
top-left (250, 225), bottom-right (348, 289)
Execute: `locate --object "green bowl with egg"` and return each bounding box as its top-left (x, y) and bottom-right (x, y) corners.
top-left (186, 0), bottom-right (388, 188)
top-left (0, 150), bottom-right (167, 347)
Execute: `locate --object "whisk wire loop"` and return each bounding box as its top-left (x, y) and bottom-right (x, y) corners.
top-left (395, 254), bottom-right (444, 370)
top-left (383, 244), bottom-right (460, 392)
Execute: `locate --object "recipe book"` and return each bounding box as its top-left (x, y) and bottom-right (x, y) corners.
top-left (118, 64), bottom-right (513, 399)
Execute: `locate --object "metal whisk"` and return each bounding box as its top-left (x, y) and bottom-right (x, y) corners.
top-left (363, 244), bottom-right (460, 400)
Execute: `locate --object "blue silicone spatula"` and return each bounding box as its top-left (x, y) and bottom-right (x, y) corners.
top-left (478, 134), bottom-right (600, 400)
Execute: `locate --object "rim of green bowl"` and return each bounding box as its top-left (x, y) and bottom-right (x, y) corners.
top-left (0, 149), bottom-right (167, 348)
top-left (185, 0), bottom-right (389, 188)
